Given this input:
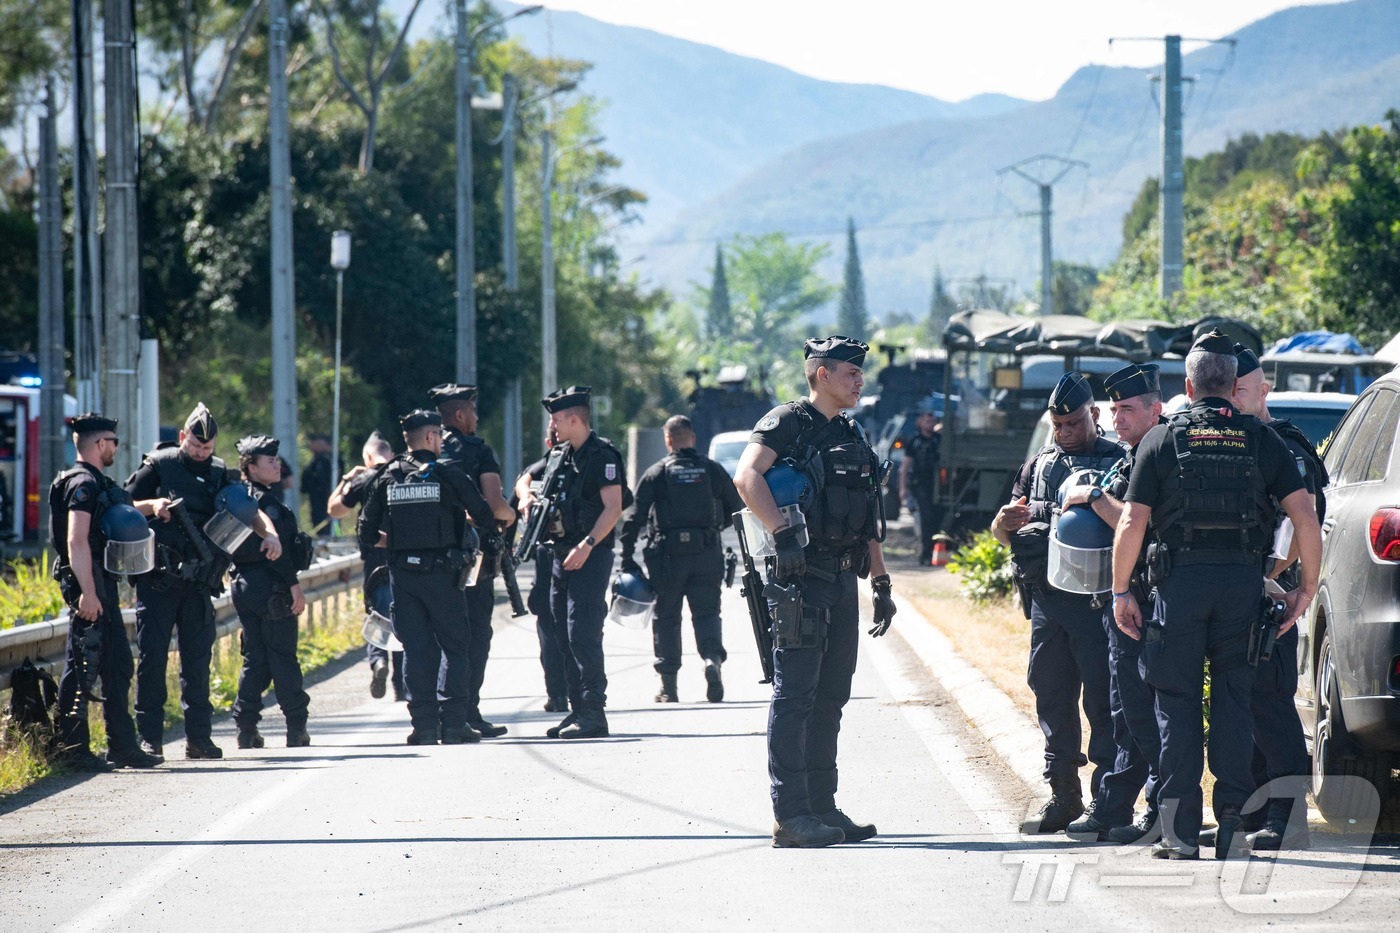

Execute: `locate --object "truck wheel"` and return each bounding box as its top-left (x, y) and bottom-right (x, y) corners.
top-left (1312, 631), bottom-right (1392, 827)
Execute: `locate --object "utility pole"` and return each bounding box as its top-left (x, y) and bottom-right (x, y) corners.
top-left (540, 129), bottom-right (556, 440)
top-left (71, 0), bottom-right (100, 412)
top-left (499, 73), bottom-right (522, 485)
top-left (103, 0), bottom-right (142, 480)
top-left (997, 155), bottom-right (1084, 316)
top-left (269, 0), bottom-right (299, 511)
top-left (39, 77), bottom-right (65, 535)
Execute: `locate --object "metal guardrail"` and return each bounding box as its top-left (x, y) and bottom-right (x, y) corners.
top-left (0, 553), bottom-right (363, 692)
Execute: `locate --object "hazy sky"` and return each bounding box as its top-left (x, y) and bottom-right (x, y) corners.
top-left (523, 0), bottom-right (1348, 101)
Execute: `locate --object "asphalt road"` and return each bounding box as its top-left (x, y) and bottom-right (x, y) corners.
top-left (3, 575), bottom-right (1397, 930)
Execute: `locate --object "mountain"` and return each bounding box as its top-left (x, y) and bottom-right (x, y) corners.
top-left (638, 0), bottom-right (1400, 317)
top-left (501, 3), bottom-right (1029, 225)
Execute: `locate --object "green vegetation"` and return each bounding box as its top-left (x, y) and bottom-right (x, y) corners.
top-left (0, 555), bottom-right (65, 630)
top-left (946, 531), bottom-right (1013, 603)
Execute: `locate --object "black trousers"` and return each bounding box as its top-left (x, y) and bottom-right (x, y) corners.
top-left (1027, 586), bottom-right (1115, 795)
top-left (55, 576), bottom-right (140, 755)
top-left (391, 561), bottom-right (470, 733)
top-left (531, 547), bottom-right (568, 699)
top-left (768, 570), bottom-right (859, 821)
top-left (1143, 564), bottom-right (1258, 851)
top-left (463, 575), bottom-right (496, 722)
top-left (645, 546), bottom-right (726, 674)
top-left (911, 485), bottom-right (941, 562)
top-left (550, 543), bottom-right (614, 712)
top-left (1249, 625), bottom-right (1310, 824)
top-left (1096, 601), bottom-right (1161, 827)
top-left (230, 572), bottom-right (309, 730)
top-left (134, 578), bottom-right (216, 744)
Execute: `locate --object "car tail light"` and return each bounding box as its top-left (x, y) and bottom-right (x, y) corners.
top-left (893, 440), bottom-right (903, 450)
top-left (1368, 508), bottom-right (1400, 560)
top-left (1391, 657), bottom-right (1400, 691)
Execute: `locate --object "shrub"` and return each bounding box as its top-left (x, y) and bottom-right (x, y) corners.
top-left (947, 531), bottom-right (1014, 603)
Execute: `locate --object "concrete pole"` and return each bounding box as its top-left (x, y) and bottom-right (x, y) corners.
top-left (1160, 34), bottom-right (1184, 300)
top-left (138, 338), bottom-right (159, 456)
top-left (72, 0), bottom-right (101, 412)
top-left (501, 73), bottom-right (522, 484)
top-left (331, 267), bottom-right (344, 531)
top-left (39, 78), bottom-right (65, 537)
top-left (454, 0), bottom-right (477, 385)
top-left (540, 130), bottom-right (556, 441)
top-left (1039, 183), bottom-right (1054, 317)
top-left (269, 0), bottom-right (299, 510)
top-left (103, 0), bottom-right (141, 481)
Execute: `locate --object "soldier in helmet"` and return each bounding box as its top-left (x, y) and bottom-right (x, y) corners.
top-left (1112, 330), bottom-right (1322, 859)
top-left (229, 434), bottom-right (313, 750)
top-left (49, 414), bottom-right (162, 771)
top-left (126, 403), bottom-right (283, 761)
top-left (992, 371), bottom-right (1123, 835)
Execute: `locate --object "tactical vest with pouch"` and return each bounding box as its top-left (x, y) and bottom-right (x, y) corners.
top-left (652, 452), bottom-right (721, 556)
top-left (1010, 439), bottom-right (1123, 586)
top-left (385, 457), bottom-right (460, 555)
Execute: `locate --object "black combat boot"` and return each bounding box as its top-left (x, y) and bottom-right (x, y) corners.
top-left (816, 808), bottom-right (876, 842)
top-left (286, 724), bottom-right (311, 748)
top-left (1108, 811), bottom-right (1161, 845)
top-left (655, 673), bottom-right (679, 703)
top-left (369, 658), bottom-right (388, 699)
top-left (406, 727), bottom-right (438, 745)
top-left (440, 723), bottom-right (483, 745)
top-left (559, 708), bottom-right (609, 740)
top-left (1214, 808), bottom-right (1248, 861)
top-left (1021, 774), bottom-right (1084, 834)
top-left (545, 711), bottom-right (577, 738)
top-left (1067, 799), bottom-right (1115, 841)
top-left (185, 737), bottom-right (224, 760)
top-left (237, 727), bottom-right (265, 749)
top-left (1247, 817), bottom-right (1311, 851)
top-left (106, 746), bottom-right (163, 769)
top-left (704, 657), bottom-right (724, 703)
top-left (772, 815), bottom-right (845, 848)
top-left (469, 719), bottom-right (509, 738)
top-left (138, 738), bottom-right (165, 763)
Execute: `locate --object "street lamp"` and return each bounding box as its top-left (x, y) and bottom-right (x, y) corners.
top-left (540, 132), bottom-right (605, 436)
top-left (330, 229), bottom-right (350, 534)
top-left (455, 1), bottom-right (543, 385)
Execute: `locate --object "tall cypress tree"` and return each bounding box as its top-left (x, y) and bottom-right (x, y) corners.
top-left (705, 243), bottom-right (733, 340)
top-left (837, 217), bottom-right (868, 339)
top-left (927, 265), bottom-right (957, 335)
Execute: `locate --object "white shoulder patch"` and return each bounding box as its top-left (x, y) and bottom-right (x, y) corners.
top-left (605, 463), bottom-right (617, 481)
top-left (757, 415), bottom-right (780, 432)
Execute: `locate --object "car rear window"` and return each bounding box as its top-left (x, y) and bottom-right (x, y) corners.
top-left (1267, 405), bottom-right (1349, 450)
top-left (1362, 392), bottom-right (1400, 482)
top-left (1323, 393), bottom-right (1371, 475)
top-left (1332, 389), bottom-right (1398, 485)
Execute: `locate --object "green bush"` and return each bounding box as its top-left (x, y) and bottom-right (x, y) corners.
top-left (0, 555), bottom-right (65, 630)
top-left (947, 531), bottom-right (1014, 603)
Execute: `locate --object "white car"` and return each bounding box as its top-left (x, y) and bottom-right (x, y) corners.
top-left (708, 429), bottom-right (752, 478)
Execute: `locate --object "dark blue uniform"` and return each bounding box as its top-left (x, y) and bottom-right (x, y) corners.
top-left (619, 447), bottom-right (743, 690)
top-left (521, 455), bottom-right (568, 707)
top-left (49, 463), bottom-right (143, 762)
top-left (230, 480), bottom-right (310, 740)
top-left (1009, 439), bottom-right (1123, 808)
top-left (1126, 398), bottom-right (1303, 853)
top-left (345, 465), bottom-right (405, 699)
top-left (547, 432), bottom-right (624, 731)
top-left (905, 429), bottom-right (942, 564)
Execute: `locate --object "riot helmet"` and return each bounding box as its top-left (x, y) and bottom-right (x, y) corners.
top-left (101, 503), bottom-right (156, 575)
top-left (607, 568), bottom-right (657, 629)
top-left (204, 484), bottom-right (261, 554)
top-left (1047, 469), bottom-right (1113, 594)
top-left (361, 565), bottom-right (403, 651)
top-left (738, 462), bottom-right (814, 559)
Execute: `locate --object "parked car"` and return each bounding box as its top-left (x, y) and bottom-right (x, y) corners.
top-left (1162, 390), bottom-right (1354, 448)
top-left (1297, 374), bottom-right (1400, 824)
top-left (707, 429), bottom-right (751, 478)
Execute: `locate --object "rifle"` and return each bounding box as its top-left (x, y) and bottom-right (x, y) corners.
top-left (163, 497), bottom-right (231, 592)
top-left (732, 511), bottom-right (775, 684)
top-left (488, 531), bottom-right (529, 617)
top-left (53, 565), bottom-right (105, 703)
top-left (514, 447), bottom-right (567, 564)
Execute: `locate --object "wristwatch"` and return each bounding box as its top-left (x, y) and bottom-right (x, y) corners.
top-left (583, 535), bottom-right (597, 547)
top-left (1088, 487), bottom-right (1104, 503)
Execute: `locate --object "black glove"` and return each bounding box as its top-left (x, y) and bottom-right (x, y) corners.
top-left (773, 525), bottom-right (807, 582)
top-left (620, 555), bottom-right (642, 577)
top-left (869, 573), bottom-right (896, 637)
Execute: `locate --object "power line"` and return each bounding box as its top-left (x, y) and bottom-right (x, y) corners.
top-left (628, 211), bottom-right (1013, 250)
top-left (1063, 63), bottom-right (1105, 159)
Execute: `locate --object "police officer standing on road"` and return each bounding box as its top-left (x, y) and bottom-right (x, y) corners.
top-left (619, 414), bottom-right (744, 704)
top-left (899, 408), bottom-right (942, 565)
top-left (1058, 363), bottom-right (1165, 843)
top-left (430, 384), bottom-right (517, 737)
top-left (301, 433), bottom-right (334, 534)
top-left (360, 410), bottom-right (497, 745)
top-left (735, 335), bottom-right (895, 849)
top-left (992, 372), bottom-right (1122, 834)
top-left (229, 435), bottom-right (313, 750)
top-left (526, 387), bottom-right (625, 740)
top-left (1112, 330), bottom-right (1323, 859)
top-left (1230, 344), bottom-right (1323, 851)
top-left (49, 414), bottom-right (162, 771)
top-left (126, 403), bottom-right (283, 761)
top-left (514, 429), bottom-right (570, 713)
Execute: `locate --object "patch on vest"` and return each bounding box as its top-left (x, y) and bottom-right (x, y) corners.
top-left (1186, 424), bottom-right (1247, 450)
top-left (388, 482), bottom-right (442, 503)
top-left (605, 463), bottom-right (617, 481)
top-left (670, 464), bottom-right (707, 485)
top-left (757, 415), bottom-right (780, 431)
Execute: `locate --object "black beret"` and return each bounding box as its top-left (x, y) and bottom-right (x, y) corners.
top-left (71, 412), bottom-right (117, 434)
top-left (542, 386), bottom-right (592, 413)
top-left (1048, 371), bottom-right (1094, 415)
top-left (1233, 343), bottom-right (1261, 378)
top-left (236, 434), bottom-right (280, 458)
top-left (399, 409), bottom-right (442, 431)
top-left (804, 335), bottom-right (869, 367)
top-left (428, 383), bottom-right (479, 405)
top-left (1104, 363), bottom-right (1161, 402)
top-left (184, 402), bottom-right (218, 442)
top-left (1190, 328), bottom-right (1236, 356)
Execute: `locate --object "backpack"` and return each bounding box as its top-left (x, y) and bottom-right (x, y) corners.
top-left (8, 657), bottom-right (59, 731)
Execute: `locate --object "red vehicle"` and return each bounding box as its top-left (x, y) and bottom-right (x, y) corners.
top-left (0, 386), bottom-right (75, 542)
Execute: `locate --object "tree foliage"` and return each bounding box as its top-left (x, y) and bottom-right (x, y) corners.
top-left (837, 217), bottom-right (868, 340)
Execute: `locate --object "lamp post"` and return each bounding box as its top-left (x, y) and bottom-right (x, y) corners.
top-left (540, 133), bottom-right (605, 437)
top-left (455, 1), bottom-right (542, 385)
top-left (330, 230), bottom-right (350, 534)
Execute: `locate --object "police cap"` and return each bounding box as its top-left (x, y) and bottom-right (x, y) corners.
top-left (1233, 343), bottom-right (1261, 378)
top-left (399, 409), bottom-right (442, 431)
top-left (184, 402), bottom-right (218, 442)
top-left (427, 383), bottom-right (479, 405)
top-left (1103, 363), bottom-right (1161, 402)
top-left (1048, 371), bottom-right (1093, 415)
top-left (1190, 328), bottom-right (1235, 356)
top-left (71, 412), bottom-right (118, 434)
top-left (542, 386), bottom-right (591, 413)
top-left (236, 434), bottom-right (280, 458)
top-left (803, 335), bottom-right (868, 367)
